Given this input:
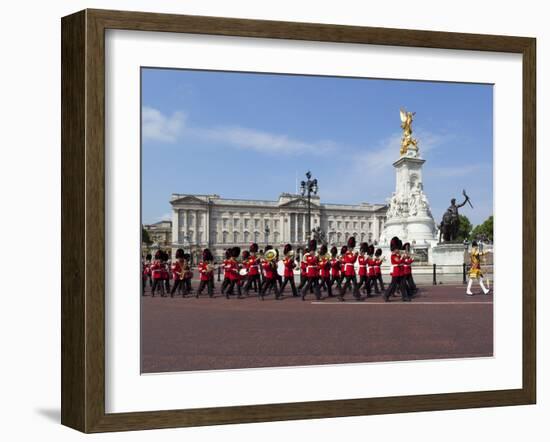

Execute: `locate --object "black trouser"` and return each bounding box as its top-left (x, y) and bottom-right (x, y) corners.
top-left (276, 273), bottom-right (283, 291)
top-left (151, 279), bottom-right (165, 297)
top-left (403, 274), bottom-right (417, 294)
top-left (244, 274), bottom-right (261, 295)
top-left (384, 276), bottom-right (409, 300)
top-left (340, 275), bottom-right (359, 299)
top-left (329, 275), bottom-right (341, 295)
top-left (261, 277), bottom-right (280, 298)
top-left (184, 278), bottom-right (192, 294)
top-left (297, 274), bottom-right (307, 291)
top-left (301, 277), bottom-right (321, 300)
top-left (197, 278), bottom-right (214, 297)
top-left (281, 276), bottom-right (298, 296)
top-left (170, 279), bottom-right (187, 297)
top-left (320, 277), bottom-right (332, 297)
top-left (369, 273), bottom-right (384, 293)
top-left (226, 279), bottom-right (242, 297)
top-left (221, 277), bottom-right (231, 294)
top-left (356, 275), bottom-right (372, 296)
top-left (164, 279), bottom-right (171, 293)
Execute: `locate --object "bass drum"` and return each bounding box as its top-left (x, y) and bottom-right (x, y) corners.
top-left (277, 260), bottom-right (285, 277)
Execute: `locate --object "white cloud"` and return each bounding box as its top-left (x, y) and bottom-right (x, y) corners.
top-left (142, 106), bottom-right (337, 155)
top-left (196, 126), bottom-right (336, 155)
top-left (142, 106), bottom-right (186, 143)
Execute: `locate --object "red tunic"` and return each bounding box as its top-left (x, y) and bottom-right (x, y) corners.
top-left (390, 253), bottom-right (403, 277)
top-left (402, 256), bottom-right (414, 276)
top-left (227, 258), bottom-right (239, 281)
top-left (366, 257), bottom-right (376, 277)
top-left (304, 253), bottom-right (319, 278)
top-left (330, 258), bottom-right (341, 278)
top-left (247, 256), bottom-right (260, 276)
top-left (342, 251), bottom-right (357, 277)
top-left (374, 258), bottom-right (383, 275)
top-left (171, 260), bottom-right (185, 280)
top-left (283, 257), bottom-right (295, 278)
top-left (300, 259), bottom-right (307, 276)
top-left (222, 259), bottom-right (231, 278)
top-left (198, 261), bottom-right (213, 281)
top-left (357, 255), bottom-right (368, 277)
top-left (319, 256), bottom-right (331, 279)
top-left (261, 260), bottom-right (275, 279)
top-left (150, 260), bottom-right (163, 280)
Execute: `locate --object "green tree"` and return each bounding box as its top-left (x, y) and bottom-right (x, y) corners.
top-left (456, 214), bottom-right (473, 242)
top-left (142, 226), bottom-right (151, 245)
top-left (471, 215), bottom-right (494, 241)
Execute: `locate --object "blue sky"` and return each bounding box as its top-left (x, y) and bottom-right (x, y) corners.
top-left (141, 68), bottom-right (493, 226)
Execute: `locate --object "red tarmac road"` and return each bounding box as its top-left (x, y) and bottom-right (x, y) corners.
top-left (141, 284), bottom-right (493, 373)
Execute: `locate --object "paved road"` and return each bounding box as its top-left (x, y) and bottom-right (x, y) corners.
top-left (141, 284), bottom-right (493, 373)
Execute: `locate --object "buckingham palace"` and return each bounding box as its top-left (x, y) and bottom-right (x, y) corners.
top-left (168, 192), bottom-right (387, 260)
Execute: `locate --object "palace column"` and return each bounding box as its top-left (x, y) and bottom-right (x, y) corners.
top-left (172, 208), bottom-right (179, 245)
top-left (302, 213), bottom-right (306, 242)
top-left (195, 210), bottom-right (199, 245)
top-left (373, 215), bottom-right (380, 242)
top-left (205, 207), bottom-right (210, 246)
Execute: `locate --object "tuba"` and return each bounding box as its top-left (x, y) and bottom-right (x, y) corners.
top-left (264, 249), bottom-right (277, 262)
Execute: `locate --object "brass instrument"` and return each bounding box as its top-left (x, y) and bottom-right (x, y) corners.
top-left (264, 249), bottom-right (277, 262)
top-left (285, 249), bottom-right (295, 258)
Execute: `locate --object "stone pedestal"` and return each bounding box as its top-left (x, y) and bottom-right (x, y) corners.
top-left (432, 243), bottom-right (467, 273)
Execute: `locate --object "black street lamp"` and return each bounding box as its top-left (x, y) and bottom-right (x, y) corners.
top-left (300, 171), bottom-right (318, 242)
top-left (264, 224), bottom-right (270, 245)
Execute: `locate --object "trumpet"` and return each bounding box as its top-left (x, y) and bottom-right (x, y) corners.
top-left (285, 250), bottom-right (295, 258)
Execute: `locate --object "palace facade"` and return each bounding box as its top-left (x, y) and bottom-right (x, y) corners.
top-left (169, 192), bottom-right (387, 260)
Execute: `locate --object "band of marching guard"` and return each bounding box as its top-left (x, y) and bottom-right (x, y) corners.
top-left (142, 235), bottom-right (426, 302)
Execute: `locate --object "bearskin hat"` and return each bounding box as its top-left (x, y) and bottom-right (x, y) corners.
top-left (224, 249), bottom-right (231, 259)
top-left (231, 246), bottom-right (241, 258)
top-left (283, 243), bottom-right (292, 256)
top-left (359, 242), bottom-right (368, 253)
top-left (145, 253), bottom-right (152, 261)
top-left (304, 247), bottom-right (310, 254)
top-left (390, 236), bottom-right (402, 252)
top-left (242, 250), bottom-right (250, 260)
top-left (202, 248), bottom-right (213, 261)
top-left (472, 240), bottom-right (478, 247)
top-left (367, 244), bottom-right (375, 256)
top-left (308, 239), bottom-right (317, 252)
top-left (330, 246), bottom-right (338, 257)
top-left (319, 244), bottom-right (328, 256)
top-left (403, 242), bottom-right (411, 251)
top-left (154, 250), bottom-right (162, 260)
top-left (341, 245), bottom-right (348, 255)
top-left (265, 244), bottom-right (273, 251)
top-left (375, 248), bottom-right (382, 257)
top-left (163, 250), bottom-right (170, 261)
top-left (175, 248), bottom-right (184, 259)
top-left (347, 236), bottom-right (356, 249)
top-left (249, 242), bottom-right (259, 253)
top-left (183, 253), bottom-right (191, 261)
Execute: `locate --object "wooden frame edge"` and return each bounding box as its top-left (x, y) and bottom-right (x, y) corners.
top-left (61, 8), bottom-right (537, 433)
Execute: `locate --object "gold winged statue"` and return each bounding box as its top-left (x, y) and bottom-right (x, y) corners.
top-left (399, 109), bottom-right (419, 156)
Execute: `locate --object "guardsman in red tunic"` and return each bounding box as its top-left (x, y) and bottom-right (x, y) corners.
top-left (340, 237), bottom-right (360, 301)
top-left (150, 250), bottom-right (165, 297)
top-left (329, 246), bottom-right (342, 292)
top-left (170, 248), bottom-right (187, 297)
top-left (365, 245), bottom-right (377, 294)
top-left (243, 243), bottom-right (261, 296)
top-left (301, 240), bottom-right (322, 301)
top-left (356, 242), bottom-right (372, 298)
top-left (182, 252), bottom-right (193, 295)
top-left (372, 248), bottom-right (385, 293)
top-left (318, 244), bottom-right (333, 297)
top-left (220, 249), bottom-right (232, 295)
top-left (259, 245), bottom-right (281, 300)
top-left (142, 253), bottom-right (152, 294)
top-left (402, 242), bottom-right (417, 296)
top-left (280, 243), bottom-right (298, 297)
top-left (225, 247), bottom-right (243, 299)
top-left (384, 237), bottom-right (410, 302)
top-left (297, 247), bottom-right (309, 292)
top-left (196, 248), bottom-right (215, 298)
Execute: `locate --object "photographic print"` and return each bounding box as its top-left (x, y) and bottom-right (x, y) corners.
top-left (140, 68), bottom-right (494, 374)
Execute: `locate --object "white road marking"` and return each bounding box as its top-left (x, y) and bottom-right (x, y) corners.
top-left (310, 301), bottom-right (493, 305)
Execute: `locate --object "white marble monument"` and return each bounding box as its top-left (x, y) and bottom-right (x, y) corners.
top-left (379, 110), bottom-right (438, 254)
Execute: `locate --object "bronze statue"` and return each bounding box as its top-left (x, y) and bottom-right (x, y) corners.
top-left (439, 190), bottom-right (473, 242)
top-left (399, 109), bottom-right (419, 156)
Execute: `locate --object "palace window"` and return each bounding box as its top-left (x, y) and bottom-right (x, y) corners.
top-left (254, 219), bottom-right (259, 229)
top-left (222, 218), bottom-right (228, 228)
top-left (222, 231), bottom-right (228, 243)
top-left (234, 231), bottom-right (239, 243)
top-left (244, 219), bottom-right (249, 229)
top-left (244, 231), bottom-right (249, 243)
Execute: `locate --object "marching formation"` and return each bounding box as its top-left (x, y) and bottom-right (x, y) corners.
top-left (142, 235), bottom-right (418, 302)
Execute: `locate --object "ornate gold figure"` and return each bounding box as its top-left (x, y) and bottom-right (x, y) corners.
top-left (399, 109), bottom-right (419, 156)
